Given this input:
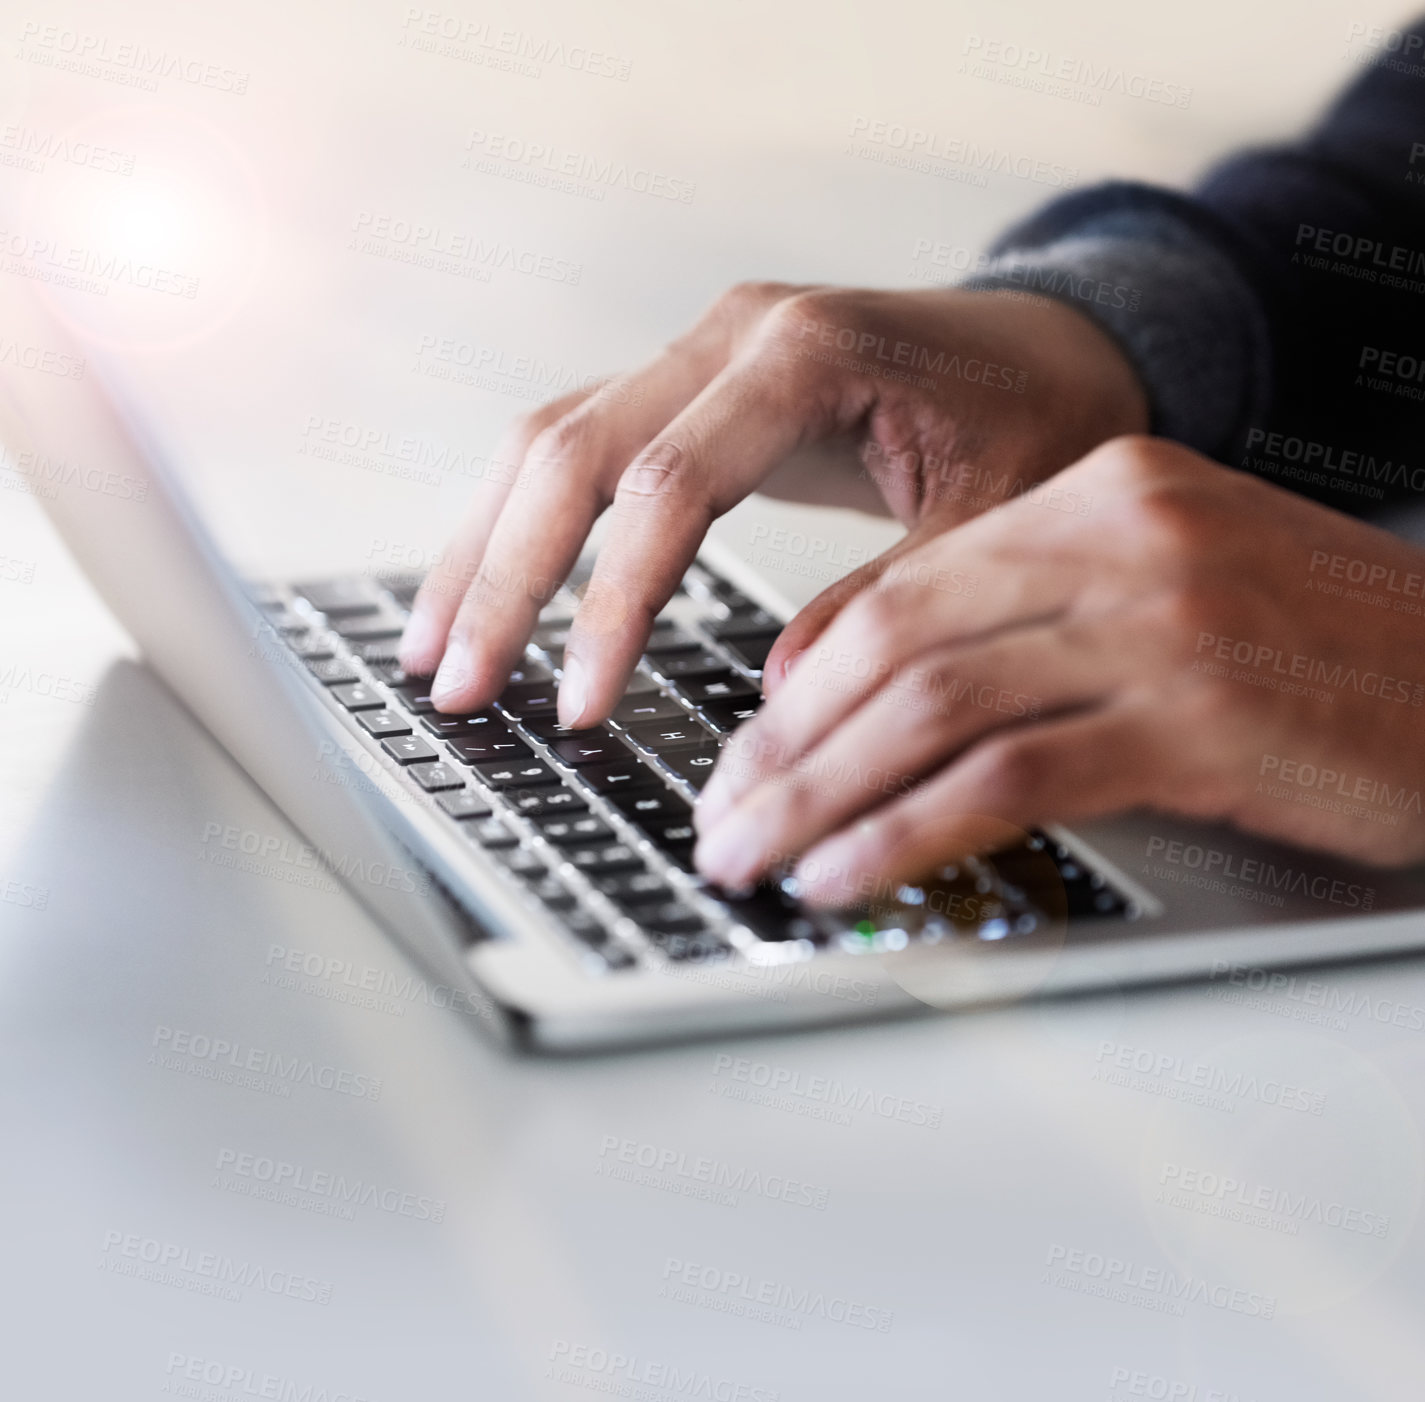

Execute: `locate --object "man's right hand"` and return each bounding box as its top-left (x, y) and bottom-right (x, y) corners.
top-left (397, 281), bottom-right (1149, 724)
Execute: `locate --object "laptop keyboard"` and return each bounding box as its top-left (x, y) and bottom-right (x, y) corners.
top-left (255, 559), bottom-right (1132, 975)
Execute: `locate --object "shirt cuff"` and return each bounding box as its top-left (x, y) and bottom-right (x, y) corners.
top-left (959, 209), bottom-right (1272, 461)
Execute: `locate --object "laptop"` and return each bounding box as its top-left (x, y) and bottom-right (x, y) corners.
top-left (8, 276), bottom-right (1425, 1051)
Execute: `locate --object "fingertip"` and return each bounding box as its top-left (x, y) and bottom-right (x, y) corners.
top-left (398, 608), bottom-right (445, 679)
top-left (557, 654), bottom-right (589, 728)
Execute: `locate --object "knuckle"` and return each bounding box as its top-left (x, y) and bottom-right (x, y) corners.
top-left (964, 734), bottom-right (1046, 807)
top-left (616, 439), bottom-right (695, 501)
top-left (760, 288), bottom-right (852, 347)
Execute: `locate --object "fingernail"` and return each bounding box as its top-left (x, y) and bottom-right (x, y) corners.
top-left (693, 816), bottom-right (765, 890)
top-left (781, 648), bottom-right (805, 683)
top-left (558, 654), bottom-right (588, 728)
top-left (430, 636), bottom-right (472, 708)
top-left (398, 608), bottom-right (441, 674)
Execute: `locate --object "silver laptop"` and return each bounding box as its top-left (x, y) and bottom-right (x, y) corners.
top-left (7, 276), bottom-right (1425, 1052)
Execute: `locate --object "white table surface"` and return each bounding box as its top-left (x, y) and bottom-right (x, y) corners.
top-left (4, 1), bottom-right (1425, 1396)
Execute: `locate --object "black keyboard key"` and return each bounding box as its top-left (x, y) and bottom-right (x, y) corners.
top-left (623, 718), bottom-right (713, 754)
top-left (407, 761), bottom-right (464, 791)
top-left (710, 608), bottom-right (780, 638)
top-left (353, 639), bottom-right (401, 664)
top-left (642, 624), bottom-right (700, 656)
top-left (356, 708), bottom-right (413, 738)
top-left (369, 662), bottom-right (423, 686)
top-left (382, 735), bottom-right (440, 765)
top-left (423, 710), bottom-right (504, 738)
top-left (492, 847), bottom-right (547, 879)
top-left (575, 758), bottom-right (661, 794)
top-left (718, 631), bottom-right (779, 674)
top-left (672, 671), bottom-right (759, 704)
top-left (647, 820), bottom-right (697, 850)
top-left (592, 872), bottom-right (674, 908)
top-left (468, 817), bottom-right (519, 848)
top-left (289, 632), bottom-right (334, 660)
top-left (508, 788), bottom-right (588, 818)
top-left (563, 908), bottom-right (611, 946)
top-left (546, 733), bottom-right (631, 767)
top-left (475, 759), bottom-right (558, 789)
top-left (522, 715), bottom-right (603, 740)
top-left (649, 650), bottom-right (726, 679)
top-left (697, 697), bottom-right (761, 733)
top-left (332, 612), bottom-right (406, 642)
top-left (447, 734), bottom-right (534, 763)
top-left (536, 815), bottom-right (615, 846)
top-left (608, 790), bottom-right (693, 824)
top-left (437, 790), bottom-right (493, 819)
top-left (532, 875), bottom-right (577, 910)
top-left (717, 884), bottom-right (816, 941)
top-left (532, 622), bottom-right (575, 652)
top-left (393, 681), bottom-right (436, 714)
top-left (331, 682), bottom-right (385, 711)
top-left (568, 843), bottom-right (644, 874)
top-left (609, 692), bottom-right (687, 727)
top-left (659, 842), bottom-right (698, 873)
top-left (377, 573), bottom-right (423, 608)
top-left (293, 579), bottom-right (383, 617)
top-left (657, 741), bottom-right (723, 790)
top-left (508, 656), bottom-right (554, 684)
top-left (497, 681), bottom-right (561, 718)
top-left (306, 658), bottom-right (358, 686)
top-left (635, 901), bottom-right (709, 935)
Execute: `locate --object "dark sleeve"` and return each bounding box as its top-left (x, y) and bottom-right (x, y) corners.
top-left (960, 23), bottom-right (1425, 514)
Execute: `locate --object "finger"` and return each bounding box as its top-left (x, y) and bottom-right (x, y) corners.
top-left (399, 388), bottom-right (590, 675)
top-left (761, 517), bottom-right (952, 699)
top-left (790, 699), bottom-right (1173, 908)
top-left (556, 341), bottom-right (871, 726)
top-left (693, 616), bottom-right (1128, 888)
top-left (426, 287), bottom-right (810, 711)
top-left (696, 504), bottom-right (1094, 826)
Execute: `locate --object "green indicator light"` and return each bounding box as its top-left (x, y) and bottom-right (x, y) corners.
top-left (854, 919), bottom-right (876, 938)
